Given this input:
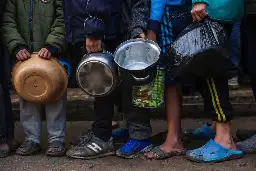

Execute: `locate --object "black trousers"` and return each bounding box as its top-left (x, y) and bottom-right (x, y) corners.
top-left (0, 47), bottom-right (14, 144)
top-left (70, 39), bottom-right (120, 142)
top-left (245, 15), bottom-right (256, 99)
top-left (195, 22), bottom-right (233, 122)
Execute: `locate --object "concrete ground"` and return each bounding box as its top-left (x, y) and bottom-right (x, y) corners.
top-left (1, 118), bottom-right (256, 171)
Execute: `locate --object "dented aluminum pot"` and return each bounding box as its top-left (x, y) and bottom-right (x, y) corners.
top-left (76, 52), bottom-right (119, 97)
top-left (114, 38), bottom-right (161, 86)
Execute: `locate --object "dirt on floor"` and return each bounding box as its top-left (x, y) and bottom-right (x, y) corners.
top-left (1, 118), bottom-right (256, 171)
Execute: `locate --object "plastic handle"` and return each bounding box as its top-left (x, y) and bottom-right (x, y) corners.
top-left (58, 60), bottom-right (71, 78)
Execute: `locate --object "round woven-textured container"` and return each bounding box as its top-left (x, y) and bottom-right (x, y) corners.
top-left (12, 53), bottom-right (68, 104)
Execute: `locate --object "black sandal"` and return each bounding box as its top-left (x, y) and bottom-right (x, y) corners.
top-left (46, 141), bottom-right (66, 157)
top-left (16, 141), bottom-right (41, 156)
top-left (0, 144), bottom-right (10, 158)
top-left (144, 146), bottom-right (187, 160)
top-left (7, 138), bottom-right (20, 152)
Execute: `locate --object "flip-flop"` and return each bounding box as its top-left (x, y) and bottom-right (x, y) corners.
top-left (183, 124), bottom-right (216, 140)
top-left (144, 146), bottom-right (187, 160)
top-left (185, 139), bottom-right (243, 163)
top-left (0, 144), bottom-right (10, 158)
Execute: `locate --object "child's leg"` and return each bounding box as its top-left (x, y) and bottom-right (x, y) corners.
top-left (128, 112), bottom-right (151, 141)
top-left (186, 77), bottom-right (242, 163)
top-left (116, 111), bottom-right (153, 159)
top-left (16, 98), bottom-right (42, 155)
top-left (45, 94), bottom-right (67, 157)
top-left (144, 81), bottom-right (186, 159)
top-left (161, 85), bottom-right (184, 151)
top-left (203, 77), bottom-right (235, 149)
top-left (45, 95), bottom-right (66, 144)
top-left (67, 92), bottom-right (116, 159)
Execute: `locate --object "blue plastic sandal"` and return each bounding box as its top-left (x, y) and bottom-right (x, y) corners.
top-left (186, 140), bottom-right (243, 163)
top-left (189, 124), bottom-right (216, 139)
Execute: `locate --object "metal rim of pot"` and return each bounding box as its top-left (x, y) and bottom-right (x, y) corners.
top-left (114, 38), bottom-right (161, 85)
top-left (76, 51), bottom-right (119, 97)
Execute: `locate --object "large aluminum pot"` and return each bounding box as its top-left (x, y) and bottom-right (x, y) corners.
top-left (12, 53), bottom-right (68, 104)
top-left (114, 39), bottom-right (161, 86)
top-left (76, 52), bottom-right (118, 97)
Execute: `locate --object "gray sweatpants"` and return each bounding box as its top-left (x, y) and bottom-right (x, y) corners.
top-left (19, 95), bottom-right (67, 144)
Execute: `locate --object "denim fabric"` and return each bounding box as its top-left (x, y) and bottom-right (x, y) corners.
top-left (20, 95), bottom-right (67, 144)
top-left (228, 21), bottom-right (241, 77)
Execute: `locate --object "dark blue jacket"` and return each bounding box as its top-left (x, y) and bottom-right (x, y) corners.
top-left (63, 0), bottom-right (122, 44)
top-left (0, 0), bottom-right (7, 51)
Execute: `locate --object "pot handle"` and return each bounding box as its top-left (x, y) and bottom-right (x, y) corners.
top-left (131, 75), bottom-right (150, 82)
top-left (131, 69), bottom-right (157, 85)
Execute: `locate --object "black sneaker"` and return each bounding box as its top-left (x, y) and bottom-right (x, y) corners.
top-left (69, 132), bottom-right (90, 148)
top-left (66, 132), bottom-right (115, 160)
top-left (16, 140), bottom-right (41, 156)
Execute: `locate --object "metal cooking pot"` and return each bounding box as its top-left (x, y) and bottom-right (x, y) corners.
top-left (12, 53), bottom-right (68, 104)
top-left (76, 52), bottom-right (118, 97)
top-left (114, 39), bottom-right (161, 86)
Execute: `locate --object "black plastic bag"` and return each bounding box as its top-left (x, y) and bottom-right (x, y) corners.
top-left (166, 18), bottom-right (229, 79)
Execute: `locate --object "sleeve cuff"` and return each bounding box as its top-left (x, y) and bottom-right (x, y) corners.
top-left (13, 45), bottom-right (29, 56)
top-left (45, 45), bottom-right (59, 56)
top-left (131, 27), bottom-right (144, 39)
top-left (192, 0), bottom-right (209, 5)
top-left (84, 17), bottom-right (105, 40)
top-left (147, 19), bottom-right (160, 32)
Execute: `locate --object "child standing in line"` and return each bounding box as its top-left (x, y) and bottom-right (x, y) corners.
top-left (2, 0), bottom-right (67, 157)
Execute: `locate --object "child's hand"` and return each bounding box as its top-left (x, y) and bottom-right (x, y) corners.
top-left (85, 38), bottom-right (102, 53)
top-left (16, 49), bottom-right (30, 61)
top-left (38, 48), bottom-right (51, 59)
top-left (191, 3), bottom-right (208, 22)
top-left (138, 33), bottom-right (146, 39)
top-left (147, 30), bottom-right (157, 42)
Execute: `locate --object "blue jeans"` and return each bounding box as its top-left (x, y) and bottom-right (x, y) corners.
top-left (228, 21), bottom-right (241, 77)
top-left (20, 95), bottom-right (67, 144)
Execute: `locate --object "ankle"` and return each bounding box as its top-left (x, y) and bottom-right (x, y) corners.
top-left (214, 122), bottom-right (236, 150)
top-left (215, 122), bottom-right (232, 135)
top-left (163, 137), bottom-right (183, 147)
